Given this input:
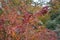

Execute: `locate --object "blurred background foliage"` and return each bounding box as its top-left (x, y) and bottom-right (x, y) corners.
top-left (45, 0), bottom-right (60, 30)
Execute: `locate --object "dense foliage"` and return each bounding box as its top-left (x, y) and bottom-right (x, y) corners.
top-left (45, 0), bottom-right (60, 30)
top-left (0, 0), bottom-right (58, 40)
